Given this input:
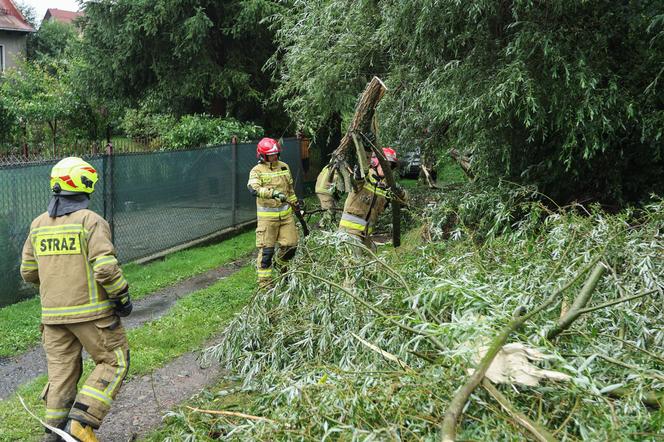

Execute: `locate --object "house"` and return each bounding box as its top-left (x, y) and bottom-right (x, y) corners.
top-left (0, 0), bottom-right (34, 73)
top-left (43, 8), bottom-right (83, 26)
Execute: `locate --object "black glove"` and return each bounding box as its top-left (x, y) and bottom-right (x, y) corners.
top-left (294, 200), bottom-right (304, 214)
top-left (112, 291), bottom-right (133, 317)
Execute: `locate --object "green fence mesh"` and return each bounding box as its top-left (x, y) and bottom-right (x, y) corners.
top-left (0, 138), bottom-right (304, 307)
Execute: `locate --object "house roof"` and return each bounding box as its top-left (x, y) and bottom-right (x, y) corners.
top-left (43, 8), bottom-right (83, 25)
top-left (0, 0), bottom-right (35, 32)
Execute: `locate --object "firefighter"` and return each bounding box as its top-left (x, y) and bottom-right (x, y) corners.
top-left (20, 157), bottom-right (132, 442)
top-left (247, 138), bottom-right (301, 289)
top-left (338, 147), bottom-right (405, 250)
top-left (314, 163), bottom-right (348, 228)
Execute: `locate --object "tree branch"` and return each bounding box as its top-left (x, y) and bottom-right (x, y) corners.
top-left (440, 254), bottom-right (604, 441)
top-left (482, 379), bottom-right (558, 442)
top-left (546, 263), bottom-right (606, 340)
top-left (291, 270), bottom-right (447, 353)
top-left (576, 288), bottom-right (658, 315)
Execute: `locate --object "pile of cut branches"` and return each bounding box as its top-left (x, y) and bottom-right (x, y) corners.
top-left (189, 189), bottom-right (663, 441)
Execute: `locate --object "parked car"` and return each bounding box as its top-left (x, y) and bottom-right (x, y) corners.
top-left (399, 148), bottom-right (421, 179)
top-left (397, 147), bottom-right (437, 181)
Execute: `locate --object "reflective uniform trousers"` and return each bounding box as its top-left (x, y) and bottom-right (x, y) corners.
top-left (41, 315), bottom-right (129, 429)
top-left (255, 215), bottom-right (298, 289)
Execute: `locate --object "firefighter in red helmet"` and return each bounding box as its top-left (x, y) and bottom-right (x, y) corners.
top-left (247, 138), bottom-right (301, 289)
top-left (338, 147), bottom-right (405, 250)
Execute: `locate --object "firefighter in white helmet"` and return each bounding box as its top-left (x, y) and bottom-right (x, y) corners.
top-left (21, 157), bottom-right (131, 442)
top-left (247, 138), bottom-right (301, 289)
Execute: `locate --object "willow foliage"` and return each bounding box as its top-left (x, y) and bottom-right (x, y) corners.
top-left (272, 0), bottom-right (664, 205)
top-left (190, 189), bottom-right (663, 440)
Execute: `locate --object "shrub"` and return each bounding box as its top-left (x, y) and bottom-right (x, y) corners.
top-left (162, 114), bottom-right (263, 149)
top-left (120, 109), bottom-right (176, 140)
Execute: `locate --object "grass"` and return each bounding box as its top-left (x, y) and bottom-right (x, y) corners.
top-left (0, 230), bottom-right (255, 358)
top-left (140, 379), bottom-right (255, 442)
top-left (0, 265), bottom-right (256, 441)
top-left (437, 157), bottom-right (467, 184)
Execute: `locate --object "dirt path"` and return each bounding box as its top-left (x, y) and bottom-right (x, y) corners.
top-left (97, 345), bottom-right (224, 441)
top-left (0, 259), bottom-right (247, 400)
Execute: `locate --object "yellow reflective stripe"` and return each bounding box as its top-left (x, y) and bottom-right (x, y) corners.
top-left (21, 260), bottom-right (38, 269)
top-left (257, 210), bottom-right (292, 219)
top-left (93, 256), bottom-right (118, 270)
top-left (257, 268), bottom-right (273, 278)
top-left (80, 232), bottom-right (97, 303)
top-left (260, 171), bottom-right (290, 178)
top-left (30, 224), bottom-right (88, 235)
top-left (364, 183), bottom-right (389, 197)
top-left (287, 195), bottom-right (297, 203)
top-left (81, 386), bottom-right (112, 406)
top-left (257, 211), bottom-right (282, 218)
top-left (104, 275), bottom-right (128, 295)
top-left (258, 204), bottom-right (290, 212)
top-left (340, 219), bottom-right (374, 234)
top-left (45, 408), bottom-right (69, 419)
top-left (257, 206), bottom-right (292, 218)
top-left (42, 300), bottom-right (113, 317)
top-left (258, 189), bottom-right (273, 198)
top-left (248, 178), bottom-right (260, 185)
top-left (105, 348), bottom-right (127, 397)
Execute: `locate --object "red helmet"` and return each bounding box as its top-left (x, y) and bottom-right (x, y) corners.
top-left (257, 137), bottom-right (281, 161)
top-left (371, 147), bottom-right (398, 168)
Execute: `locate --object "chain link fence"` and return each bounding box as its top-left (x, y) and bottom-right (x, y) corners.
top-left (0, 137), bottom-right (304, 307)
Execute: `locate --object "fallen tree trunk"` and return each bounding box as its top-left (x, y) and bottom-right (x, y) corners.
top-left (331, 77), bottom-right (387, 160)
top-left (421, 165), bottom-right (440, 189)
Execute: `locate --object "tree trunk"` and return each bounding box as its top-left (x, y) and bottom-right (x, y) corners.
top-left (48, 120), bottom-right (58, 157)
top-left (331, 77), bottom-right (387, 159)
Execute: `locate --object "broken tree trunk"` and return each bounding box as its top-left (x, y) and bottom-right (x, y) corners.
top-left (331, 77), bottom-right (387, 160)
top-left (421, 165), bottom-right (440, 189)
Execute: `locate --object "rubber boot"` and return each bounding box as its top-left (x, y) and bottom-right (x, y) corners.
top-left (65, 419), bottom-right (99, 442)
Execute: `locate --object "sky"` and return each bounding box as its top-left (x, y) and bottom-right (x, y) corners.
top-left (17, 0), bottom-right (81, 25)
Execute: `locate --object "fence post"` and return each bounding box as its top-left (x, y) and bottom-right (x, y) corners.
top-left (231, 136), bottom-right (238, 226)
top-left (105, 141), bottom-right (115, 242)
